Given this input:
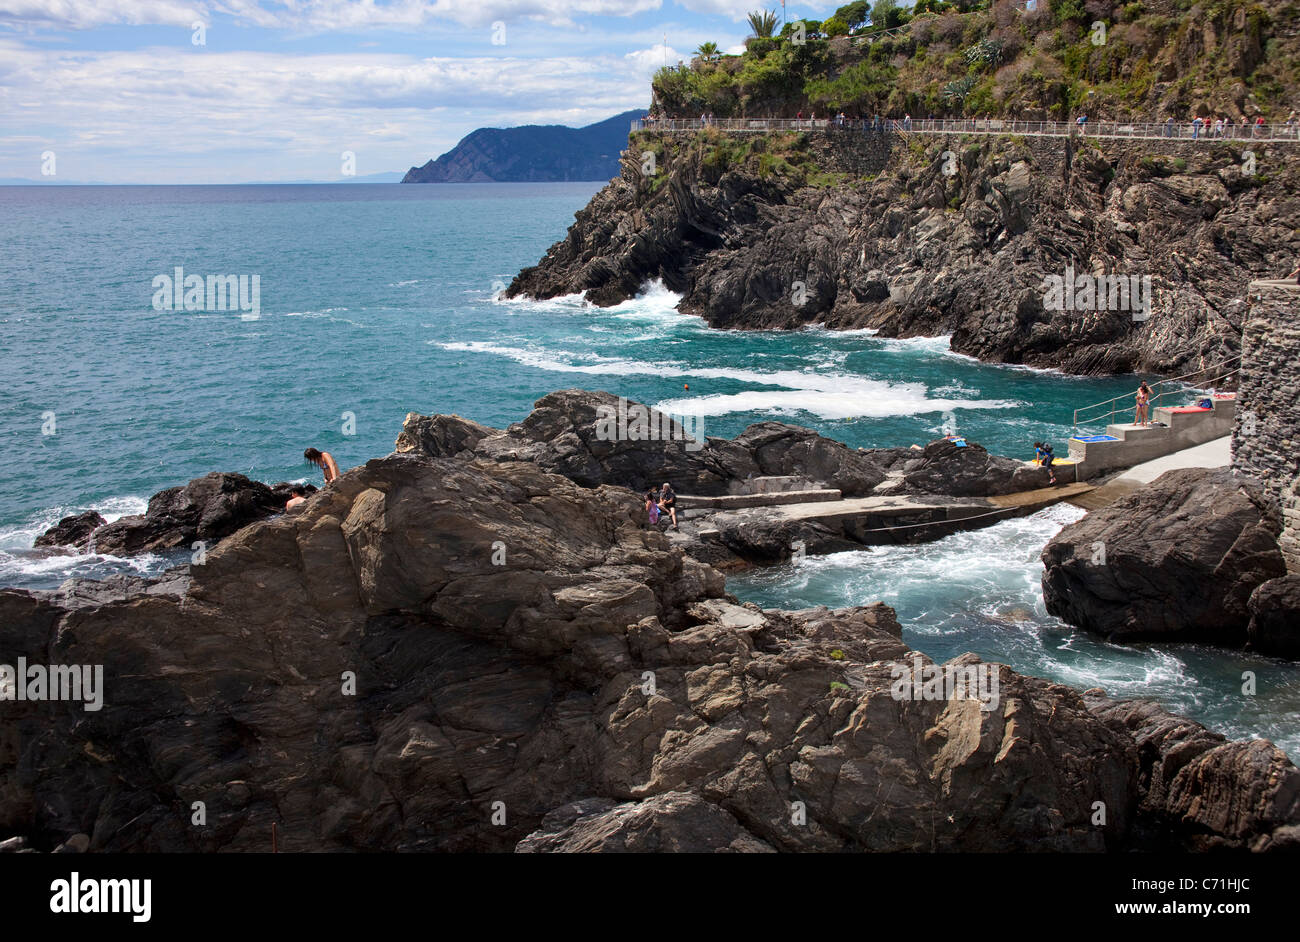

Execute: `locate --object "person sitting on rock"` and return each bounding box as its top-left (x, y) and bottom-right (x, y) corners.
top-left (1034, 442), bottom-right (1057, 486)
top-left (1287, 258), bottom-right (1300, 285)
top-left (304, 447), bottom-right (339, 484)
top-left (644, 490), bottom-right (661, 528)
top-left (285, 487), bottom-right (309, 511)
top-left (657, 483), bottom-right (679, 531)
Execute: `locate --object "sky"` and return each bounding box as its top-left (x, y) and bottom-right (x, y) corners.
top-left (0, 0), bottom-right (850, 183)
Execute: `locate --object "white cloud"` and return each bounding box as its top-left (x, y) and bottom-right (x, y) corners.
top-left (0, 38), bottom-right (657, 181)
top-left (0, 0), bottom-right (668, 32)
top-left (0, 0), bottom-right (207, 30)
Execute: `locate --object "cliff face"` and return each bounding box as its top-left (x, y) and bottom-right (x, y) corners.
top-left (402, 110), bottom-right (647, 183)
top-left (508, 129), bottom-right (1300, 375)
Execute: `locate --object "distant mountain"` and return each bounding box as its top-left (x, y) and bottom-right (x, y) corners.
top-left (402, 110), bottom-right (646, 184)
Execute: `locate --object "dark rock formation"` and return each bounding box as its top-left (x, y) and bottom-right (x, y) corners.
top-left (2, 451), bottom-right (1296, 852)
top-left (508, 132), bottom-right (1299, 375)
top-left (397, 390), bottom-right (882, 497)
top-left (1041, 468), bottom-right (1286, 647)
top-left (1247, 575), bottom-right (1300, 659)
top-left (1085, 691), bottom-right (1300, 852)
top-left (33, 511), bottom-right (106, 550)
top-left (402, 110), bottom-right (645, 184)
top-left (896, 438), bottom-right (1052, 497)
top-left (515, 792), bottom-right (775, 853)
top-left (36, 473), bottom-right (316, 557)
top-left (397, 389), bottom-right (1046, 501)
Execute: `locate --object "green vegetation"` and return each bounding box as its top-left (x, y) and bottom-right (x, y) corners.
top-left (658, 0), bottom-right (1297, 121)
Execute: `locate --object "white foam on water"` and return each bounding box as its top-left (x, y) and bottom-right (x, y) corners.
top-left (657, 388), bottom-right (1020, 420)
top-left (0, 495), bottom-right (171, 586)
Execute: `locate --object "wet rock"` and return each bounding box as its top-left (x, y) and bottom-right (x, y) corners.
top-left (1247, 575), bottom-right (1300, 658)
top-left (33, 511), bottom-right (106, 550)
top-left (86, 473), bottom-right (315, 556)
top-left (1041, 468), bottom-right (1286, 646)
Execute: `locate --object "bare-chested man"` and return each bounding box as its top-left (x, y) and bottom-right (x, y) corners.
top-left (304, 447), bottom-right (339, 484)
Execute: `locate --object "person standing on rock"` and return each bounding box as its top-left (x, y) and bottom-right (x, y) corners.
top-left (658, 482), bottom-right (679, 531)
top-left (304, 447), bottom-right (339, 485)
top-left (1135, 382), bottom-right (1152, 426)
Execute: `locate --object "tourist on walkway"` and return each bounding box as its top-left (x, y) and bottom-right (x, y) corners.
top-left (903, 113), bottom-right (912, 131)
top-left (1255, 114), bottom-right (1266, 137)
top-left (1135, 382), bottom-right (1152, 426)
top-left (1164, 116), bottom-right (1175, 138)
top-left (1192, 115), bottom-right (1203, 139)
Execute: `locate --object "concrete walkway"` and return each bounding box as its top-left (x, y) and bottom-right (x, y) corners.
top-left (1067, 436), bottom-right (1230, 510)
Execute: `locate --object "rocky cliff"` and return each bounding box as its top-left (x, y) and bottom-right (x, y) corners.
top-left (5, 450), bottom-right (1299, 852)
top-left (5, 400), bottom-right (1299, 852)
top-left (508, 129), bottom-right (1300, 375)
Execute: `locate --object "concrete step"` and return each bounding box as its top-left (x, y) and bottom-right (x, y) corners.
top-left (728, 475), bottom-right (815, 495)
top-left (1105, 422), bottom-right (1170, 441)
top-left (1069, 394), bottom-right (1235, 479)
top-left (678, 488), bottom-right (843, 511)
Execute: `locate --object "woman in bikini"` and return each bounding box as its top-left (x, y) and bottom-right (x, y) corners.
top-left (1135, 382), bottom-right (1152, 426)
top-left (304, 447), bottom-right (340, 484)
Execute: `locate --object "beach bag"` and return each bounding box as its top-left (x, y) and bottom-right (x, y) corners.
top-left (1198, 398), bottom-right (1212, 409)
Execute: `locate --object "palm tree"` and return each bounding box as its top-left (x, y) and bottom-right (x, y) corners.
top-left (695, 41), bottom-right (721, 61)
top-left (747, 9), bottom-right (778, 38)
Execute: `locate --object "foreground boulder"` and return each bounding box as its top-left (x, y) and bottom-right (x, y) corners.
top-left (37, 473), bottom-right (315, 556)
top-left (1041, 468), bottom-right (1286, 648)
top-left (1, 452), bottom-right (1295, 852)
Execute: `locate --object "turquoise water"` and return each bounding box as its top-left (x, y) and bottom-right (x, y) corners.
top-left (2, 182), bottom-right (1292, 758)
top-left (729, 504), bottom-right (1300, 761)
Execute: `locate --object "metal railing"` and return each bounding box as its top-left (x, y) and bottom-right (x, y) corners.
top-left (1071, 356), bottom-right (1242, 433)
top-left (632, 116), bottom-right (1300, 143)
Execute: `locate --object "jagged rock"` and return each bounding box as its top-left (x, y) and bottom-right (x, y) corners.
top-left (1247, 575), bottom-right (1300, 658)
top-left (732, 422), bottom-right (885, 496)
top-left (1041, 468), bottom-right (1286, 646)
top-left (1085, 692), bottom-right (1300, 851)
top-left (515, 791), bottom-right (775, 852)
top-left (33, 511), bottom-right (106, 550)
top-left (394, 412), bottom-right (494, 458)
top-left (1, 454), bottom-right (1294, 852)
top-left (508, 135), bottom-right (1298, 375)
top-left (81, 473), bottom-right (315, 557)
top-left (899, 438), bottom-right (1051, 497)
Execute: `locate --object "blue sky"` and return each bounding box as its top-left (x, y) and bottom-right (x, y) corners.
top-left (0, 0), bottom-right (849, 183)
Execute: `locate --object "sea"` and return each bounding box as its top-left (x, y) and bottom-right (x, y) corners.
top-left (2, 182), bottom-right (1296, 758)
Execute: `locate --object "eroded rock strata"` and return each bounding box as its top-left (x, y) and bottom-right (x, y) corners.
top-left (508, 133), bottom-right (1300, 375)
top-left (3, 445), bottom-right (1298, 852)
